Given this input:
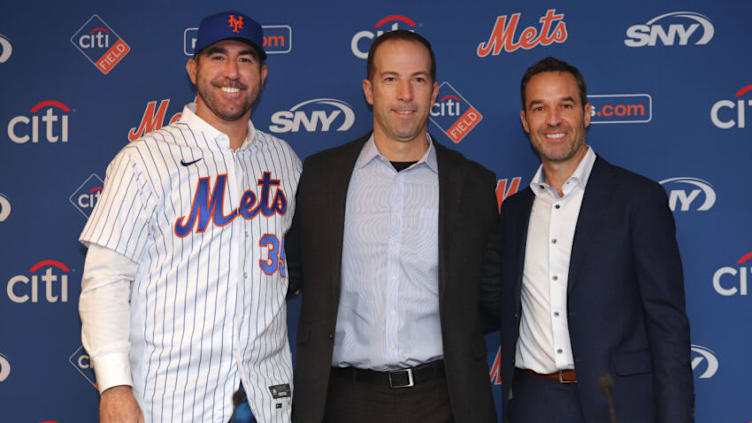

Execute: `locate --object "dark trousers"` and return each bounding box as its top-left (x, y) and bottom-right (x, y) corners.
top-left (506, 368), bottom-right (586, 423)
top-left (323, 370), bottom-right (454, 423)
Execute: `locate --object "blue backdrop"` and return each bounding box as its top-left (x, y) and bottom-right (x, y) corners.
top-left (1, 1), bottom-right (750, 421)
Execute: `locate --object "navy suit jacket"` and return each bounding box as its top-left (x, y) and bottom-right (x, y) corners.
top-left (499, 156), bottom-right (694, 422)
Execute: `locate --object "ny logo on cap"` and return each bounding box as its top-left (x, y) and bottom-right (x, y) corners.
top-left (228, 15), bottom-right (244, 33)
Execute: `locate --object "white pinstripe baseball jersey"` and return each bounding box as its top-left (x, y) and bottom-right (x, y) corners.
top-left (79, 103), bottom-right (301, 423)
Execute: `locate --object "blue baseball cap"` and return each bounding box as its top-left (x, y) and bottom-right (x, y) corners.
top-left (194, 10), bottom-right (266, 60)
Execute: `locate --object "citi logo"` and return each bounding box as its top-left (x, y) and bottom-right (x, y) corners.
top-left (351, 15), bottom-right (418, 59)
top-left (70, 15), bottom-right (130, 74)
top-left (477, 9), bottom-right (567, 57)
top-left (496, 177), bottom-right (522, 212)
top-left (659, 177), bottom-right (716, 212)
top-left (0, 354), bottom-right (10, 382)
top-left (77, 27), bottom-right (110, 49)
top-left (0, 34), bottom-right (12, 63)
top-left (713, 251), bottom-right (752, 297)
top-left (69, 174), bottom-right (104, 218)
top-left (691, 344), bottom-right (719, 379)
top-left (128, 99), bottom-right (182, 141)
top-left (269, 98), bottom-right (355, 133)
top-left (489, 346), bottom-right (501, 385)
top-left (7, 100), bottom-right (70, 144)
top-left (0, 193), bottom-right (10, 222)
top-left (69, 345), bottom-right (97, 389)
top-left (6, 260), bottom-right (70, 304)
top-left (625, 11), bottom-right (714, 47)
top-left (710, 85), bottom-right (752, 129)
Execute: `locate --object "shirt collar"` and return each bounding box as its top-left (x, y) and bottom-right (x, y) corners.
top-left (356, 133), bottom-right (438, 173)
top-left (180, 102), bottom-right (257, 150)
top-left (530, 146), bottom-right (597, 198)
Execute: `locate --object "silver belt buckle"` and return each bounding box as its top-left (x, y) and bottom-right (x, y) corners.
top-left (388, 368), bottom-right (414, 389)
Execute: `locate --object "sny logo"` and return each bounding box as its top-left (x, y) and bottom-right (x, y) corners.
top-left (691, 344), bottom-right (719, 379)
top-left (184, 25), bottom-right (292, 56)
top-left (429, 82), bottom-right (483, 144)
top-left (0, 353), bottom-right (10, 382)
top-left (588, 94), bottom-right (652, 124)
top-left (0, 34), bottom-right (12, 63)
top-left (69, 174), bottom-right (105, 218)
top-left (0, 193), bottom-right (11, 222)
top-left (69, 345), bottom-right (97, 389)
top-left (71, 15), bottom-right (130, 74)
top-left (7, 100), bottom-right (71, 144)
top-left (496, 177), bottom-right (522, 213)
top-left (713, 251), bottom-right (752, 297)
top-left (659, 177), bottom-right (716, 212)
top-left (6, 260), bottom-right (71, 304)
top-left (175, 173), bottom-right (287, 237)
top-left (351, 15), bottom-right (418, 59)
top-left (477, 9), bottom-right (567, 56)
top-left (625, 11), bottom-right (713, 47)
top-left (269, 98), bottom-right (355, 133)
top-left (129, 99), bottom-right (182, 141)
top-left (710, 84), bottom-right (752, 129)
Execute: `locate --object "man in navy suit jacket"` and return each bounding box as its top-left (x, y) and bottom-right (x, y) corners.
top-left (498, 57), bottom-right (694, 422)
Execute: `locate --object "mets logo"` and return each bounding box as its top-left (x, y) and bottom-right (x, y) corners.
top-left (228, 14), bottom-right (244, 32)
top-left (70, 15), bottom-right (130, 74)
top-left (429, 82), bottom-right (483, 143)
top-left (477, 9), bottom-right (567, 56)
top-left (175, 173), bottom-right (287, 237)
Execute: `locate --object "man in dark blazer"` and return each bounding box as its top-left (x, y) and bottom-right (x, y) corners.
top-left (286, 30), bottom-right (499, 422)
top-left (498, 57), bottom-right (694, 422)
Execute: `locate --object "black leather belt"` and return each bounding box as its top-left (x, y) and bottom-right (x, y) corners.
top-left (332, 360), bottom-right (445, 389)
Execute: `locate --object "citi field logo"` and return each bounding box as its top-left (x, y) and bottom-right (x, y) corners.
top-left (184, 25), bottom-right (293, 56)
top-left (710, 85), bottom-right (752, 129)
top-left (0, 34), bottom-right (12, 63)
top-left (588, 94), bottom-right (652, 124)
top-left (0, 353), bottom-right (10, 382)
top-left (71, 15), bottom-right (130, 74)
top-left (128, 99), bottom-right (182, 141)
top-left (659, 177), bottom-right (716, 212)
top-left (7, 100), bottom-right (71, 144)
top-left (69, 174), bottom-right (104, 218)
top-left (691, 344), bottom-right (719, 379)
top-left (351, 15), bottom-right (418, 59)
top-left (0, 193), bottom-right (10, 222)
top-left (269, 98), bottom-right (355, 133)
top-left (489, 346), bottom-right (501, 385)
top-left (625, 11), bottom-right (714, 47)
top-left (713, 251), bottom-right (752, 297)
top-left (6, 260), bottom-right (71, 304)
top-left (69, 345), bottom-right (97, 389)
top-left (496, 177), bottom-right (522, 212)
top-left (429, 82), bottom-right (483, 144)
top-left (477, 9), bottom-right (567, 57)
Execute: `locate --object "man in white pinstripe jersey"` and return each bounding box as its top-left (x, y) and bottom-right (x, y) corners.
top-left (78, 11), bottom-right (301, 423)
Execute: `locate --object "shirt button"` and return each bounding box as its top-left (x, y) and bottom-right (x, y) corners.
top-left (391, 274), bottom-right (396, 280)
top-left (243, 272), bottom-right (248, 278)
top-left (390, 310), bottom-right (396, 316)
top-left (245, 231), bottom-right (249, 237)
top-left (552, 239), bottom-right (557, 244)
top-left (556, 348), bottom-right (563, 354)
top-left (328, 333), bottom-right (334, 340)
top-left (554, 312), bottom-right (560, 317)
top-left (554, 204), bottom-right (560, 209)
top-left (552, 275), bottom-right (558, 281)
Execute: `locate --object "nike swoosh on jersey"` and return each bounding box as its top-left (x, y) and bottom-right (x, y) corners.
top-left (180, 158), bottom-right (203, 166)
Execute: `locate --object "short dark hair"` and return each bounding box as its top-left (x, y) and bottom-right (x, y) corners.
top-left (520, 57), bottom-right (587, 109)
top-left (366, 30), bottom-right (436, 82)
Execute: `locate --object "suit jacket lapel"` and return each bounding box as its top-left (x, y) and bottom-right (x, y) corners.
top-left (435, 142), bottom-right (463, 306)
top-left (567, 157), bottom-right (614, 294)
top-left (513, 189), bottom-right (535, 315)
top-left (329, 134), bottom-right (370, 303)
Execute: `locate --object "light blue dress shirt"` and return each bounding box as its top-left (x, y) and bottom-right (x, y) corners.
top-left (331, 134), bottom-right (443, 371)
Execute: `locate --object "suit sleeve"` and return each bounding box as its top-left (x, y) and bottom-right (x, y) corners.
top-left (478, 171), bottom-right (502, 333)
top-left (631, 182), bottom-right (694, 422)
top-left (284, 158), bottom-right (308, 299)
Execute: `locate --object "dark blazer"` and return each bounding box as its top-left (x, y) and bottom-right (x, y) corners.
top-left (499, 156), bottom-right (694, 422)
top-left (286, 133), bottom-right (499, 423)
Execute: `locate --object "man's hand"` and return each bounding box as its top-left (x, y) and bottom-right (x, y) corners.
top-left (100, 385), bottom-right (144, 423)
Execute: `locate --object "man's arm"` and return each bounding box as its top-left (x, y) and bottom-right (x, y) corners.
top-left (478, 172), bottom-right (502, 333)
top-left (80, 244), bottom-right (144, 422)
top-left (631, 182), bottom-right (694, 422)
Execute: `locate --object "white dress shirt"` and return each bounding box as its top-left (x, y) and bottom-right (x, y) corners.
top-left (515, 147), bottom-right (596, 373)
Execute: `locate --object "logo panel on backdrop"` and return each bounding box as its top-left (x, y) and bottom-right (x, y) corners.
top-left (625, 11), bottom-right (714, 47)
top-left (69, 174), bottom-right (105, 219)
top-left (429, 82), bottom-right (483, 144)
top-left (351, 15), bottom-right (419, 59)
top-left (477, 9), bottom-right (567, 56)
top-left (184, 25), bottom-right (292, 56)
top-left (70, 15), bottom-right (130, 74)
top-left (588, 94), bottom-right (652, 124)
top-left (6, 260), bottom-right (71, 304)
top-left (713, 252), bottom-right (752, 297)
top-left (711, 85), bottom-right (752, 129)
top-left (7, 101), bottom-right (72, 144)
top-left (269, 98), bottom-right (355, 133)
top-left (0, 34), bottom-right (12, 63)
top-left (659, 177), bottom-right (716, 212)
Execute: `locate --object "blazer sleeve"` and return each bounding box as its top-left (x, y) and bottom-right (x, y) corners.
top-left (478, 170), bottom-right (502, 333)
top-left (630, 181), bottom-right (694, 422)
